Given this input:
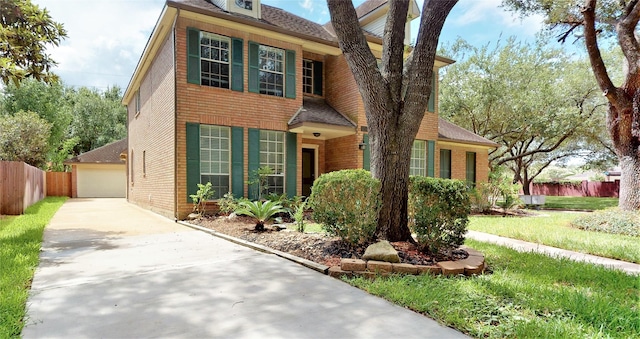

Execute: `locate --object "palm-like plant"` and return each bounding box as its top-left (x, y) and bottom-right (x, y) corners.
top-left (236, 200), bottom-right (287, 231)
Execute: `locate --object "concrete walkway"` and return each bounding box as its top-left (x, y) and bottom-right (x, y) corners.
top-left (22, 199), bottom-right (466, 338)
top-left (466, 230), bottom-right (640, 275)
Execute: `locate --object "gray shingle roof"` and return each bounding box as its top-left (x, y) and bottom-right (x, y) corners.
top-left (289, 97), bottom-right (356, 127)
top-left (438, 118), bottom-right (498, 147)
top-left (65, 138), bottom-right (128, 164)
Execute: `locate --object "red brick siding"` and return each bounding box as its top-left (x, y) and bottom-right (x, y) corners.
top-left (440, 144), bottom-right (490, 183)
top-left (126, 32), bottom-right (176, 218)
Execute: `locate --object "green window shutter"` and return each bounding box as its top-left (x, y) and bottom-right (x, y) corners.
top-left (285, 49), bottom-right (296, 99)
top-left (231, 38), bottom-right (244, 92)
top-left (248, 42), bottom-right (259, 93)
top-left (286, 132), bottom-right (297, 197)
top-left (187, 28), bottom-right (200, 85)
top-left (186, 122), bottom-right (200, 203)
top-left (363, 134), bottom-right (370, 171)
top-left (427, 140), bottom-right (435, 177)
top-left (231, 127), bottom-right (244, 197)
top-left (428, 73), bottom-right (435, 112)
top-left (313, 60), bottom-right (323, 96)
top-left (247, 128), bottom-right (260, 199)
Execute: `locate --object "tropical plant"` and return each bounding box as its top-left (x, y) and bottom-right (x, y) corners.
top-left (217, 192), bottom-right (246, 215)
top-left (292, 200), bottom-right (307, 232)
top-left (246, 166), bottom-right (273, 200)
top-left (235, 200), bottom-right (287, 231)
top-left (189, 182), bottom-right (214, 216)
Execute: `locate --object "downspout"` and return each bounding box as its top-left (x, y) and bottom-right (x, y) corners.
top-left (172, 8), bottom-right (180, 222)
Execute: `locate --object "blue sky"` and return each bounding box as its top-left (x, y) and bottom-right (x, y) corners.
top-left (35, 0), bottom-right (548, 91)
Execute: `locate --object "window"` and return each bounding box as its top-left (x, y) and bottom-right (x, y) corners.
top-left (258, 45), bottom-right (284, 97)
top-left (410, 140), bottom-right (427, 176)
top-left (303, 59), bottom-right (313, 94)
top-left (260, 130), bottom-right (285, 195)
top-left (135, 90), bottom-right (140, 114)
top-left (200, 32), bottom-right (230, 88)
top-left (440, 149), bottom-right (451, 179)
top-left (235, 0), bottom-right (252, 10)
top-left (142, 150), bottom-right (146, 177)
top-left (200, 125), bottom-right (230, 199)
top-left (466, 152), bottom-right (476, 186)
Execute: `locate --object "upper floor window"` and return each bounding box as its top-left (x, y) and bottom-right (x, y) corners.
top-left (258, 45), bottom-right (284, 97)
top-left (235, 0), bottom-right (252, 10)
top-left (410, 140), bottom-right (427, 176)
top-left (135, 90), bottom-right (141, 114)
top-left (302, 59), bottom-right (324, 96)
top-left (200, 32), bottom-right (230, 89)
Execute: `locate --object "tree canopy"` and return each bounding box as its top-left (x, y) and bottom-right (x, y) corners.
top-left (0, 0), bottom-right (67, 85)
top-left (0, 110), bottom-right (51, 167)
top-left (503, 0), bottom-right (640, 210)
top-left (440, 37), bottom-right (610, 193)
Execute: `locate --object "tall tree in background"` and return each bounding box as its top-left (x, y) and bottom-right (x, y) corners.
top-left (0, 0), bottom-right (66, 85)
top-left (327, 0), bottom-right (458, 241)
top-left (440, 38), bottom-right (607, 194)
top-left (0, 110), bottom-right (51, 167)
top-left (503, 0), bottom-right (640, 210)
top-left (67, 86), bottom-right (127, 154)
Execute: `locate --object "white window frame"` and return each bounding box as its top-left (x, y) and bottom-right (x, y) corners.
top-left (200, 31), bottom-right (231, 89)
top-left (200, 125), bottom-right (231, 199)
top-left (259, 130), bottom-right (285, 195)
top-left (410, 140), bottom-right (427, 176)
top-left (258, 45), bottom-right (284, 97)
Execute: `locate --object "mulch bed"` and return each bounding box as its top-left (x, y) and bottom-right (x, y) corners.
top-left (190, 215), bottom-right (467, 267)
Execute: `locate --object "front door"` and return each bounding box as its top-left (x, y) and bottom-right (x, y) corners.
top-left (302, 148), bottom-right (315, 198)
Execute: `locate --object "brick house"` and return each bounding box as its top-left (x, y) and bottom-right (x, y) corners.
top-left (122, 0), bottom-right (497, 219)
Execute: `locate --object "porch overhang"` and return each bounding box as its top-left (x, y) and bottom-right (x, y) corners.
top-left (289, 122), bottom-right (356, 140)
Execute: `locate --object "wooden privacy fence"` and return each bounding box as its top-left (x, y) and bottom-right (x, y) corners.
top-left (0, 161), bottom-right (46, 215)
top-left (47, 171), bottom-right (72, 197)
top-left (529, 180), bottom-right (620, 198)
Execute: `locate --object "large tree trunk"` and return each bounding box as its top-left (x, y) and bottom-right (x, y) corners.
top-left (618, 154), bottom-right (640, 209)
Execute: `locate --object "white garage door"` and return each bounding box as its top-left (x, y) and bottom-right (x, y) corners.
top-left (77, 165), bottom-right (126, 198)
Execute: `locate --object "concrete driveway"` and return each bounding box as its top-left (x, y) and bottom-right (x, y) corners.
top-left (22, 198), bottom-right (467, 338)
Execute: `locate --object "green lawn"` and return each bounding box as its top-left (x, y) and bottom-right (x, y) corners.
top-left (542, 196), bottom-right (619, 210)
top-left (0, 197), bottom-right (66, 338)
top-left (347, 239), bottom-right (639, 339)
top-left (468, 212), bottom-right (639, 263)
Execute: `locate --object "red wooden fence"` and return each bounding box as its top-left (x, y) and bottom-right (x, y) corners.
top-left (0, 161), bottom-right (46, 215)
top-left (46, 172), bottom-right (72, 197)
top-left (529, 180), bottom-right (619, 198)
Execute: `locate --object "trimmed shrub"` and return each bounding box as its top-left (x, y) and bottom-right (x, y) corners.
top-left (309, 169), bottom-right (380, 245)
top-left (571, 208), bottom-right (640, 237)
top-left (408, 176), bottom-right (470, 255)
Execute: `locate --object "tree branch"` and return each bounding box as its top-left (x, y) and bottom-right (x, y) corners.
top-left (582, 0), bottom-right (618, 102)
top-left (382, 0), bottom-right (410, 103)
top-left (617, 0), bottom-right (640, 74)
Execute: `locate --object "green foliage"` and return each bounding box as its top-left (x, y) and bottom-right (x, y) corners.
top-left (235, 200), bottom-right (287, 231)
top-left (0, 197), bottom-right (66, 338)
top-left (66, 86), bottom-right (127, 154)
top-left (543, 196), bottom-right (619, 210)
top-left (48, 136), bottom-right (79, 172)
top-left (246, 166), bottom-right (274, 200)
top-left (408, 177), bottom-right (470, 255)
top-left (571, 208), bottom-right (639, 237)
top-left (292, 200), bottom-right (307, 232)
top-left (0, 0), bottom-right (67, 85)
top-left (0, 110), bottom-right (51, 167)
top-left (189, 182), bottom-right (215, 216)
top-left (217, 192), bottom-right (249, 215)
top-left (347, 239), bottom-right (639, 339)
top-left (309, 169), bottom-right (380, 245)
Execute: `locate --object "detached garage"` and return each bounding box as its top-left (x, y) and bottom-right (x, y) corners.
top-left (65, 138), bottom-right (127, 198)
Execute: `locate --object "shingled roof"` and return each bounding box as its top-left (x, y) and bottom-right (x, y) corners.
top-left (65, 138), bottom-right (128, 164)
top-left (289, 97), bottom-right (356, 128)
top-left (438, 118), bottom-right (498, 148)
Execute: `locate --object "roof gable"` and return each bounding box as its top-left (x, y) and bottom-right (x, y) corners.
top-left (65, 138), bottom-right (128, 164)
top-left (438, 118), bottom-right (498, 148)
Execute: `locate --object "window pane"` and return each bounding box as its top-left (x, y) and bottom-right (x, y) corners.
top-left (200, 32), bottom-right (230, 89)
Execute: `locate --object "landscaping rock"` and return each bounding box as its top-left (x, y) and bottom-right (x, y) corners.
top-left (187, 213), bottom-right (200, 220)
top-left (367, 260), bottom-right (393, 274)
top-left (363, 240), bottom-right (400, 263)
top-left (416, 265), bottom-right (441, 275)
top-left (392, 263), bottom-right (418, 274)
top-left (438, 261), bottom-right (465, 276)
top-left (328, 266), bottom-right (353, 279)
top-left (341, 258), bottom-right (367, 272)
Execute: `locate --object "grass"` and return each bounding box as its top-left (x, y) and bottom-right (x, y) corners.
top-left (542, 196), bottom-right (619, 210)
top-left (347, 239), bottom-right (639, 339)
top-left (0, 197), bottom-right (67, 338)
top-left (468, 212), bottom-right (640, 263)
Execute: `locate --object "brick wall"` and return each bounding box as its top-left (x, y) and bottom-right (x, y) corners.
top-left (439, 143), bottom-right (491, 183)
top-left (126, 32), bottom-right (176, 218)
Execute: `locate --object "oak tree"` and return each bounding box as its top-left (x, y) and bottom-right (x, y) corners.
top-left (327, 0), bottom-right (458, 241)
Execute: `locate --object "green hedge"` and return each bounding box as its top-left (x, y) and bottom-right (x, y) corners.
top-left (571, 208), bottom-right (640, 237)
top-left (309, 169), bottom-right (380, 245)
top-left (408, 176), bottom-right (470, 255)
